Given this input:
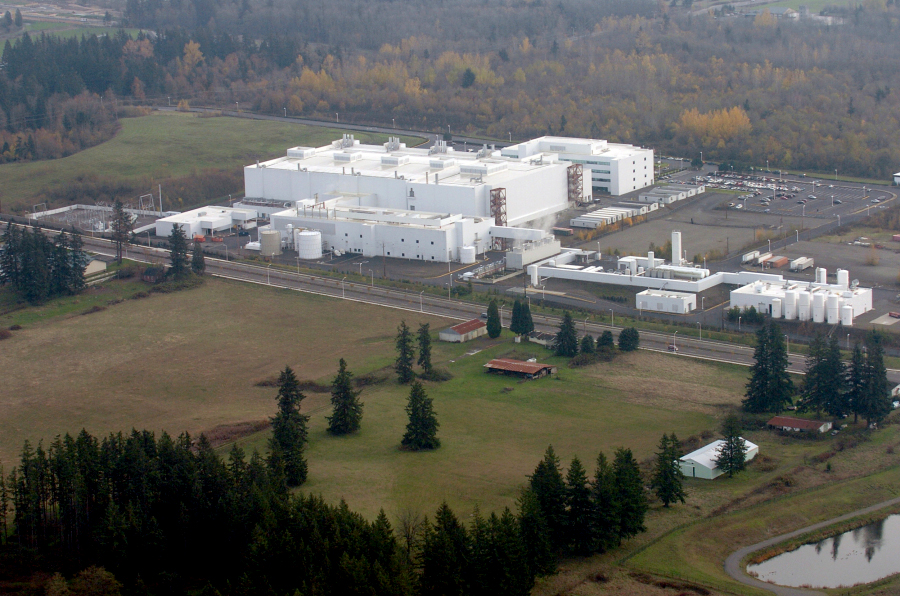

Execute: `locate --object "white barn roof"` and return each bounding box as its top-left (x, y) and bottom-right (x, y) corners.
top-left (680, 438), bottom-right (758, 469)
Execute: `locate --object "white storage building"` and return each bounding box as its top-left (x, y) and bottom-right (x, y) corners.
top-left (501, 136), bottom-right (654, 195)
top-left (680, 439), bottom-right (759, 480)
top-left (636, 289), bottom-right (696, 313)
top-left (154, 206), bottom-right (257, 238)
top-left (245, 136), bottom-right (586, 228)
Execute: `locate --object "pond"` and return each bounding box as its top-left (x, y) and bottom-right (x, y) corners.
top-left (747, 514), bottom-right (900, 589)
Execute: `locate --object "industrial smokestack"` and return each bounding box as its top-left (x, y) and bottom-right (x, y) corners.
top-left (672, 230), bottom-right (682, 266)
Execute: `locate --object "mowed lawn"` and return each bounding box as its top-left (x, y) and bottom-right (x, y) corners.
top-left (0, 278), bottom-right (452, 468)
top-left (0, 111), bottom-right (423, 213)
top-left (233, 343), bottom-right (733, 520)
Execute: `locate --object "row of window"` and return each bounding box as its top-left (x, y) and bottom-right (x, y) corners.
top-left (343, 231), bottom-right (435, 245)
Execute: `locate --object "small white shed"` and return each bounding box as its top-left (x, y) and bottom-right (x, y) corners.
top-left (84, 258), bottom-right (108, 276)
top-left (679, 439), bottom-right (759, 480)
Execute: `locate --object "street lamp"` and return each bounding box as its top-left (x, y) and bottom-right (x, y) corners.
top-left (835, 169), bottom-right (838, 181)
top-left (283, 107), bottom-right (286, 117)
top-left (167, 96), bottom-right (170, 106)
top-left (837, 214), bottom-right (841, 226)
top-left (266, 263), bottom-right (271, 285)
top-left (509, 132), bottom-right (512, 142)
top-left (392, 117), bottom-right (395, 128)
top-left (831, 195), bottom-right (834, 207)
top-left (766, 159), bottom-right (769, 172)
top-left (785, 334), bottom-right (789, 356)
top-left (235, 101), bottom-right (239, 112)
top-left (342, 276), bottom-right (347, 298)
top-left (356, 260), bottom-right (369, 276)
top-left (447, 124), bottom-right (451, 135)
top-left (697, 321), bottom-right (702, 341)
top-left (796, 230), bottom-right (799, 243)
top-left (369, 269), bottom-right (374, 287)
top-left (738, 316), bottom-right (742, 331)
top-left (419, 290), bottom-right (424, 312)
top-left (768, 239), bottom-right (771, 253)
top-left (499, 305), bottom-right (504, 327)
top-left (584, 317), bottom-right (589, 333)
top-left (609, 309), bottom-right (614, 326)
top-left (847, 333), bottom-right (850, 350)
top-left (673, 330), bottom-right (678, 350)
top-left (701, 296), bottom-right (705, 310)
top-left (336, 113), bottom-right (339, 122)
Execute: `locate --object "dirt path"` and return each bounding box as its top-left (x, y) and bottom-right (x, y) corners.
top-left (723, 495), bottom-right (900, 595)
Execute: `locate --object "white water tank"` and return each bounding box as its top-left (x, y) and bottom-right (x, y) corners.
top-left (771, 298), bottom-right (782, 318)
top-left (798, 291), bottom-right (811, 320)
top-left (841, 305), bottom-right (854, 327)
top-left (784, 291), bottom-right (797, 320)
top-left (260, 230), bottom-right (282, 257)
top-left (460, 246), bottom-right (477, 264)
top-left (826, 294), bottom-right (840, 324)
top-left (648, 251), bottom-right (655, 268)
top-left (813, 292), bottom-right (826, 323)
top-left (815, 267), bottom-right (827, 284)
top-left (295, 230), bottom-right (323, 260)
top-left (836, 269), bottom-right (849, 289)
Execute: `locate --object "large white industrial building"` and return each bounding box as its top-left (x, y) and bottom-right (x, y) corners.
top-left (500, 136), bottom-right (654, 195)
top-left (244, 135), bottom-right (588, 228)
top-left (154, 206), bottom-right (257, 238)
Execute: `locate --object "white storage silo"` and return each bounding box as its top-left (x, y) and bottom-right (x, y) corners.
top-left (813, 292), bottom-right (826, 323)
top-left (460, 246), bottom-right (477, 264)
top-left (648, 251), bottom-right (655, 268)
top-left (295, 230), bottom-right (323, 260)
top-left (784, 291), bottom-right (797, 320)
top-left (815, 267), bottom-right (827, 284)
top-left (771, 298), bottom-right (782, 319)
top-left (260, 230), bottom-right (282, 257)
top-left (841, 305), bottom-right (854, 327)
top-left (826, 294), bottom-right (840, 324)
top-left (836, 269), bottom-right (849, 289)
top-left (798, 291), bottom-right (811, 320)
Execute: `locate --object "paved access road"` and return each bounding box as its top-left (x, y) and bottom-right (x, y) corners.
top-left (13, 222), bottom-right (900, 384)
top-left (723, 495), bottom-right (900, 596)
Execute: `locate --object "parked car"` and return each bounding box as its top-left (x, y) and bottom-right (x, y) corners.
top-left (808, 194), bottom-right (817, 199)
top-left (238, 230), bottom-right (251, 236)
top-left (667, 344), bottom-right (679, 352)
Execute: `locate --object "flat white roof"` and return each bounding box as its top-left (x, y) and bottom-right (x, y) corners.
top-left (158, 206), bottom-right (256, 224)
top-left (250, 140), bottom-right (562, 188)
top-left (732, 281), bottom-right (871, 299)
top-left (680, 439), bottom-right (758, 469)
top-left (637, 289), bottom-right (696, 299)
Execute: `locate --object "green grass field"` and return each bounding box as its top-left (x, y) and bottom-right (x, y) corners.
top-left (0, 111), bottom-right (423, 214)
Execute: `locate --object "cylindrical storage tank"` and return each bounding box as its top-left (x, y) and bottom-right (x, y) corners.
top-left (637, 266), bottom-right (644, 274)
top-left (784, 291), bottom-right (797, 320)
top-left (648, 251), bottom-right (655, 268)
top-left (285, 224), bottom-right (293, 248)
top-left (815, 267), bottom-right (827, 284)
top-left (295, 230), bottom-right (323, 260)
top-left (813, 292), bottom-right (826, 323)
top-left (460, 246), bottom-right (477, 264)
top-left (671, 230), bottom-right (682, 265)
top-left (841, 305), bottom-right (853, 327)
top-left (826, 294), bottom-right (840, 324)
top-left (798, 291), bottom-right (811, 320)
top-left (548, 259), bottom-right (557, 268)
top-left (260, 230), bottom-right (282, 257)
top-left (771, 298), bottom-right (782, 319)
top-left (837, 269), bottom-right (849, 289)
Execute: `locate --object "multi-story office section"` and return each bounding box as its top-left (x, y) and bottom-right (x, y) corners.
top-left (501, 136), bottom-right (654, 196)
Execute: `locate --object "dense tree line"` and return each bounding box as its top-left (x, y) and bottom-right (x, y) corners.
top-left (743, 322), bottom-right (892, 425)
top-left (0, 224), bottom-right (89, 303)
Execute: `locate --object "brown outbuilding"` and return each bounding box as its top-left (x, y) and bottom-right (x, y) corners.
top-left (439, 319), bottom-right (488, 343)
top-left (484, 358), bottom-right (556, 379)
top-left (767, 416), bottom-right (832, 433)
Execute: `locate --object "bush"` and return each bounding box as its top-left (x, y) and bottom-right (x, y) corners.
top-left (131, 291), bottom-right (150, 299)
top-left (0, 329), bottom-right (11, 340)
top-left (569, 352), bottom-right (599, 367)
top-left (149, 275), bottom-right (204, 294)
top-left (419, 367), bottom-right (453, 382)
top-left (9, 324), bottom-right (22, 330)
top-left (618, 327), bottom-right (640, 351)
top-left (81, 305), bottom-right (107, 315)
top-left (115, 266), bottom-right (136, 279)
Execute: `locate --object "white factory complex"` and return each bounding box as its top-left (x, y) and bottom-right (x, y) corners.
top-left (500, 136), bottom-right (654, 195)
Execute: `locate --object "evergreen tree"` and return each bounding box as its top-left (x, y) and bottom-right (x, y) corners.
top-left (823, 334), bottom-right (848, 417)
top-left (395, 321), bottom-right (415, 384)
top-left (19, 227), bottom-right (50, 303)
top-left (167, 225), bottom-right (190, 279)
top-left (859, 331), bottom-right (892, 426)
top-left (327, 358), bottom-right (363, 435)
top-left (268, 366), bottom-right (309, 486)
top-left (66, 228), bottom-right (89, 294)
top-left (110, 200), bottom-right (133, 265)
top-left (2, 12), bottom-right (10, 30)
top-left (191, 241), bottom-right (206, 275)
top-left (401, 381), bottom-right (440, 450)
top-left (14, 8), bottom-right (21, 27)
top-left (650, 433), bottom-right (686, 507)
top-left (846, 342), bottom-right (867, 424)
top-left (564, 456), bottom-right (594, 555)
top-left (521, 301), bottom-right (534, 334)
top-left (798, 333), bottom-right (827, 417)
top-left (589, 452), bottom-right (619, 552)
top-left (420, 503), bottom-right (469, 596)
top-left (743, 321), bottom-right (794, 413)
top-left (617, 327), bottom-right (640, 352)
top-left (528, 445), bottom-right (567, 550)
top-left (417, 323), bottom-right (433, 373)
top-left (597, 330), bottom-right (615, 349)
top-left (554, 311), bottom-right (579, 357)
top-left (714, 415), bottom-right (748, 478)
top-left (580, 334), bottom-right (596, 354)
top-left (510, 300), bottom-right (523, 335)
top-left (516, 488), bottom-right (555, 577)
top-left (486, 299), bottom-right (502, 339)
top-left (0, 222), bottom-right (21, 288)
top-left (613, 448), bottom-right (647, 542)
